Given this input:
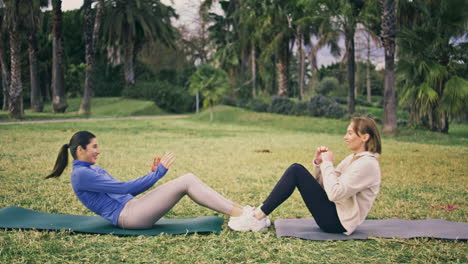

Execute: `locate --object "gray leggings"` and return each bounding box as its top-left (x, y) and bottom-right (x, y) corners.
top-left (117, 173), bottom-right (234, 229)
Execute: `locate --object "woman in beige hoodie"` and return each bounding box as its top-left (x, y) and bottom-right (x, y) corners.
top-left (228, 117), bottom-right (382, 234)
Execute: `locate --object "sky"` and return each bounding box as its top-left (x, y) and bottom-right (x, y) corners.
top-left (61, 0), bottom-right (384, 69)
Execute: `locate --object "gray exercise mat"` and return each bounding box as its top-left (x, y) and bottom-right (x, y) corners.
top-left (274, 218), bottom-right (468, 240)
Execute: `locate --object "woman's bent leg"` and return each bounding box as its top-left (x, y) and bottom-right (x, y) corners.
top-left (118, 173), bottom-right (234, 229)
top-left (260, 163), bottom-right (346, 233)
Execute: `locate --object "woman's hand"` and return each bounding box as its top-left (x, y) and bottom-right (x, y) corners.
top-left (314, 146), bottom-right (328, 165)
top-left (160, 152), bottom-right (176, 169)
top-left (321, 151), bottom-right (334, 163)
top-left (150, 157), bottom-right (161, 172)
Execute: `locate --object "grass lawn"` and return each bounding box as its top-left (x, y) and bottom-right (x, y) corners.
top-left (0, 106), bottom-right (466, 263)
top-left (0, 97), bottom-right (166, 122)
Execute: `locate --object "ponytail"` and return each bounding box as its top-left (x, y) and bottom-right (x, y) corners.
top-left (46, 144), bottom-right (69, 179)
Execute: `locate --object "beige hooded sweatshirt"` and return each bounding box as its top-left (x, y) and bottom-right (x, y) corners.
top-left (314, 151), bottom-right (381, 235)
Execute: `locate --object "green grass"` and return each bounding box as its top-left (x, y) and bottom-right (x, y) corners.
top-left (0, 106), bottom-right (467, 263)
top-left (0, 97), bottom-right (166, 121)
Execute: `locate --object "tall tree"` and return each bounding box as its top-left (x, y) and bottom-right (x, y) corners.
top-left (4, 0), bottom-right (28, 118)
top-left (380, 0), bottom-right (397, 135)
top-left (102, 0), bottom-right (177, 88)
top-left (0, 3), bottom-right (10, 111)
top-left (51, 0), bottom-right (67, 113)
top-left (397, 0), bottom-right (468, 133)
top-left (79, 0), bottom-right (103, 115)
top-left (26, 0), bottom-right (47, 112)
top-left (312, 0), bottom-right (373, 114)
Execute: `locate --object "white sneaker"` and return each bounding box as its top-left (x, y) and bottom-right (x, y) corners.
top-left (228, 206), bottom-right (254, 231)
top-left (228, 206), bottom-right (271, 232)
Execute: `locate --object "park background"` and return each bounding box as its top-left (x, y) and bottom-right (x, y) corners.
top-left (0, 0), bottom-right (467, 263)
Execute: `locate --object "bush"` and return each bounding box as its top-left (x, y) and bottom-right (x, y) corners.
top-left (123, 80), bottom-right (194, 113)
top-left (316, 77), bottom-right (340, 96)
top-left (291, 101), bottom-right (309, 116)
top-left (238, 97), bottom-right (270, 112)
top-left (308, 95), bottom-right (346, 118)
top-left (268, 96), bottom-right (296, 115)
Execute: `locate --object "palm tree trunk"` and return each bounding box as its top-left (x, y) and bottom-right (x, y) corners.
top-left (251, 44), bottom-right (256, 98)
top-left (298, 32), bottom-right (305, 101)
top-left (51, 0), bottom-right (67, 113)
top-left (381, 0), bottom-right (397, 135)
top-left (0, 34), bottom-right (10, 111)
top-left (80, 0), bottom-right (103, 115)
top-left (345, 27), bottom-right (356, 114)
top-left (124, 41), bottom-right (135, 87)
top-left (8, 30), bottom-right (23, 118)
top-left (28, 31), bottom-right (43, 112)
top-left (209, 99), bottom-right (214, 121)
top-left (366, 36), bottom-right (372, 103)
top-left (277, 40), bottom-right (289, 96)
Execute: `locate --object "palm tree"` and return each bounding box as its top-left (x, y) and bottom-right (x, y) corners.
top-left (311, 0), bottom-right (375, 114)
top-left (189, 65), bottom-right (230, 121)
top-left (0, 3), bottom-right (10, 111)
top-left (79, 0), bottom-right (103, 115)
top-left (397, 0), bottom-right (468, 133)
top-left (101, 0), bottom-right (177, 88)
top-left (51, 0), bottom-right (67, 113)
top-left (380, 0), bottom-right (397, 135)
top-left (26, 0), bottom-right (48, 113)
top-left (4, 0), bottom-right (30, 118)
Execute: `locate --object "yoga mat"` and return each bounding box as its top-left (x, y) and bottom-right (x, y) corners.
top-left (0, 206), bottom-right (224, 236)
top-left (275, 218), bottom-right (468, 240)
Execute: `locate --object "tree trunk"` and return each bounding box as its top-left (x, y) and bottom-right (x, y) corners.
top-left (80, 0), bottom-right (103, 115)
top-left (345, 27), bottom-right (356, 114)
top-left (366, 36), bottom-right (372, 103)
top-left (0, 33), bottom-right (10, 111)
top-left (124, 41), bottom-right (135, 87)
top-left (381, 0), bottom-right (397, 135)
top-left (28, 31), bottom-right (43, 112)
top-left (51, 0), bottom-right (68, 113)
top-left (8, 30), bottom-right (23, 119)
top-left (298, 32), bottom-right (305, 101)
top-left (209, 99), bottom-right (213, 121)
top-left (251, 44), bottom-right (256, 98)
top-left (277, 40), bottom-right (289, 96)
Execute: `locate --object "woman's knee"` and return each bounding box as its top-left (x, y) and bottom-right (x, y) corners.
top-left (179, 173), bottom-right (199, 183)
top-left (288, 163), bottom-right (307, 174)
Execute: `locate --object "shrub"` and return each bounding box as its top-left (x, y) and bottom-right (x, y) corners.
top-left (316, 77), bottom-right (340, 96)
top-left (291, 101), bottom-right (309, 116)
top-left (308, 95), bottom-right (346, 118)
top-left (124, 80), bottom-right (194, 113)
top-left (268, 96), bottom-right (295, 115)
top-left (238, 98), bottom-right (270, 112)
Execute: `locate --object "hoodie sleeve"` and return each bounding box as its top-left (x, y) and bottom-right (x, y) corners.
top-left (75, 164), bottom-right (168, 196)
top-left (320, 158), bottom-right (380, 202)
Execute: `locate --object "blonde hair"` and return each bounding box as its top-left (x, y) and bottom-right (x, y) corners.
top-left (351, 117), bottom-right (382, 154)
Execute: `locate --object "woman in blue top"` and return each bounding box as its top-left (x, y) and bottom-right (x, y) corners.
top-left (46, 131), bottom-right (250, 229)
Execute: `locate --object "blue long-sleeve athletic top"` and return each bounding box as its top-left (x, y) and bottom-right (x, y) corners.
top-left (71, 160), bottom-right (168, 225)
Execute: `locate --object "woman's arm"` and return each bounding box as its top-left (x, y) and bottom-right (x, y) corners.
top-left (76, 152), bottom-right (176, 195)
top-left (75, 164), bottom-right (168, 195)
top-left (319, 157), bottom-right (380, 202)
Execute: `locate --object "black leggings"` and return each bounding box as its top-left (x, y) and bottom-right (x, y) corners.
top-left (261, 163), bottom-right (346, 233)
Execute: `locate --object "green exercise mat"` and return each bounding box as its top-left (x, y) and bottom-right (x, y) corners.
top-left (0, 206), bottom-right (224, 235)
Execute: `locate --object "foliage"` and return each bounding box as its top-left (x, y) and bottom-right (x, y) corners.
top-left (396, 0), bottom-right (468, 132)
top-left (268, 96), bottom-right (296, 115)
top-left (65, 63), bottom-right (86, 98)
top-left (189, 65), bottom-right (230, 109)
top-left (308, 95), bottom-right (346, 118)
top-left (316, 77), bottom-right (340, 96)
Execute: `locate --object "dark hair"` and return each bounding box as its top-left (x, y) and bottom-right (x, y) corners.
top-left (46, 131), bottom-right (96, 179)
top-left (351, 117), bottom-right (382, 154)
